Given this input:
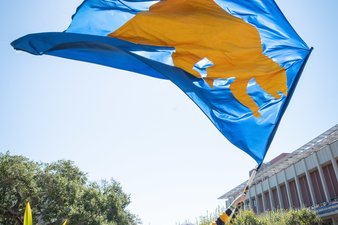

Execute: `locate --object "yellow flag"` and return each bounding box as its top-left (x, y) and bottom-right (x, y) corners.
top-left (24, 202), bottom-right (33, 225)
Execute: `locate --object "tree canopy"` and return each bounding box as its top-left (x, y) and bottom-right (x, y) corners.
top-left (0, 152), bottom-right (140, 225)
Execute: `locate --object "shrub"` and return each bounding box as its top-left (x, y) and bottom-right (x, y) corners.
top-left (195, 208), bottom-right (321, 225)
top-left (233, 210), bottom-right (266, 225)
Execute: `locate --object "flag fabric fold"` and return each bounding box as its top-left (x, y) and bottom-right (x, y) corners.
top-left (12, 0), bottom-right (311, 164)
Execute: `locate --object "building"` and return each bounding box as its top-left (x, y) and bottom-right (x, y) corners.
top-left (218, 124), bottom-right (338, 225)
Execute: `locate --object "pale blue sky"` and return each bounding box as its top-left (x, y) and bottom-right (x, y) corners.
top-left (0, 0), bottom-right (337, 224)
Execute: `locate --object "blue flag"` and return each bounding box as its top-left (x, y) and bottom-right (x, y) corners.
top-left (12, 0), bottom-right (311, 165)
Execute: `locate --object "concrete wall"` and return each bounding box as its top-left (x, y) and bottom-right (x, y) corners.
top-left (246, 140), bottom-right (338, 214)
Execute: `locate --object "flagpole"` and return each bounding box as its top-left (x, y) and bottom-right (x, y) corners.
top-left (211, 165), bottom-right (259, 225)
top-left (228, 165), bottom-right (259, 224)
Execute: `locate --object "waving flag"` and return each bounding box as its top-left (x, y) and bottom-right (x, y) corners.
top-left (12, 0), bottom-right (311, 165)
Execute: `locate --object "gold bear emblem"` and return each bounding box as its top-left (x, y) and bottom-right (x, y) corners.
top-left (110, 0), bottom-right (287, 117)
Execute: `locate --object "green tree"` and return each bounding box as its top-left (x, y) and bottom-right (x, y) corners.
top-left (0, 152), bottom-right (140, 225)
top-left (36, 160), bottom-right (87, 224)
top-left (0, 153), bottom-right (42, 225)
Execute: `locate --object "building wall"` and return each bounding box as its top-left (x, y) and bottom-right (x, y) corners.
top-left (246, 140), bottom-right (338, 222)
top-left (220, 126), bottom-right (338, 224)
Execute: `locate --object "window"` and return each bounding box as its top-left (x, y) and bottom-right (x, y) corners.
top-left (280, 183), bottom-right (289, 209)
top-left (299, 175), bottom-right (313, 207)
top-left (288, 179), bottom-right (300, 208)
top-left (322, 163), bottom-right (338, 201)
top-left (257, 194), bottom-right (264, 213)
top-left (251, 198), bottom-right (257, 213)
top-left (245, 200), bottom-right (250, 210)
top-left (264, 191), bottom-right (271, 211)
top-left (310, 169), bottom-right (326, 204)
top-left (272, 188), bottom-right (280, 209)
